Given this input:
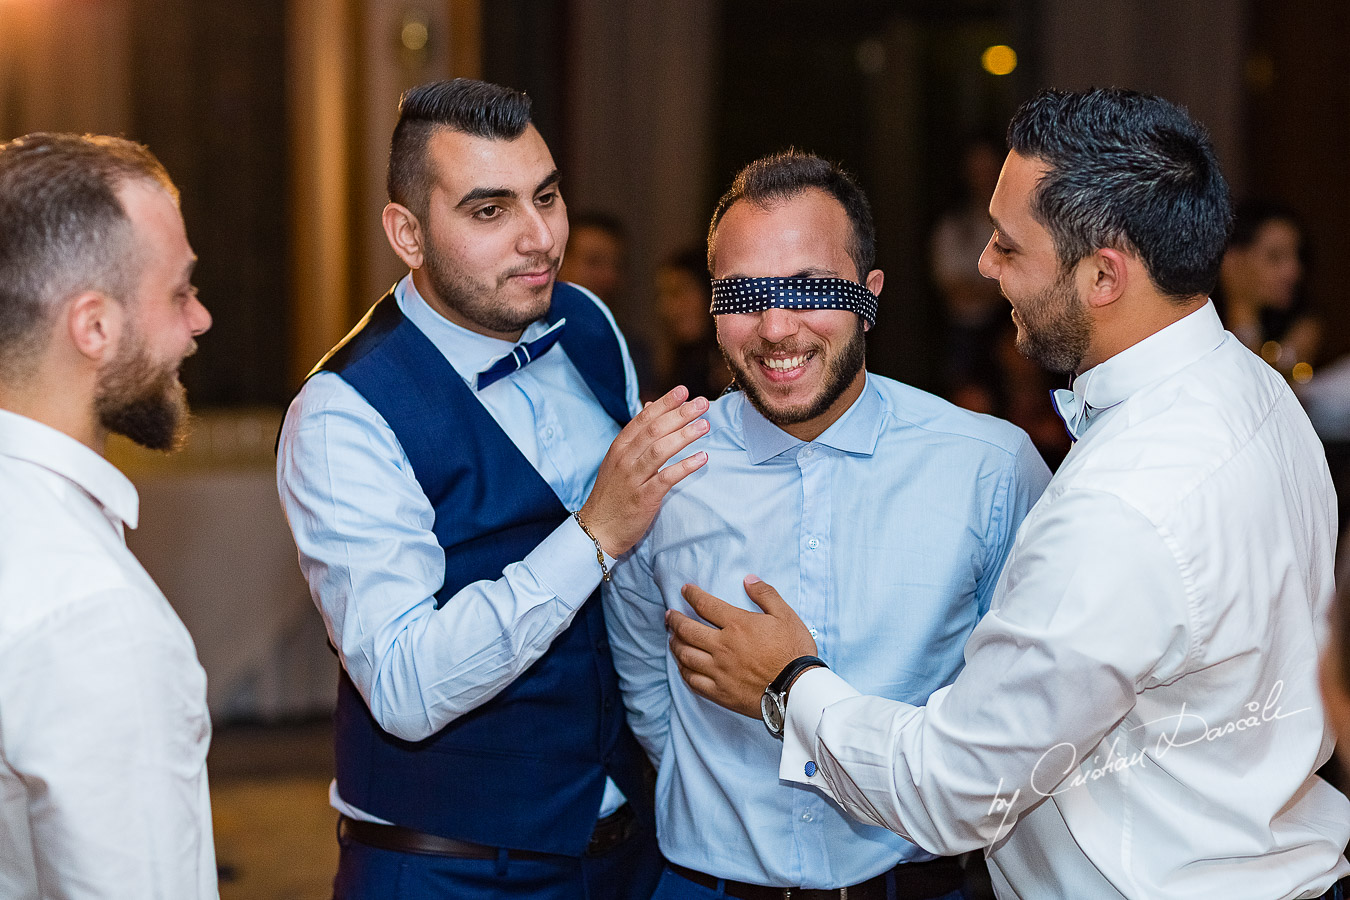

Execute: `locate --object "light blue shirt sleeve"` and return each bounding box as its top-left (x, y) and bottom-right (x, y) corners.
top-left (276, 279), bottom-right (640, 744)
top-left (977, 434), bottom-right (1053, 616)
top-left (603, 539), bottom-right (671, 767)
top-left (278, 374), bottom-right (612, 742)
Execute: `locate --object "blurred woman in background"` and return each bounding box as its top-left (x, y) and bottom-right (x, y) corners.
top-left (1216, 200), bottom-right (1320, 380)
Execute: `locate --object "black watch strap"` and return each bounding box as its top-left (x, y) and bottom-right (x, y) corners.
top-left (768, 655), bottom-right (828, 697)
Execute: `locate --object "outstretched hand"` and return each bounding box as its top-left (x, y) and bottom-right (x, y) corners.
top-left (667, 575), bottom-right (817, 718)
top-left (580, 385), bottom-right (709, 557)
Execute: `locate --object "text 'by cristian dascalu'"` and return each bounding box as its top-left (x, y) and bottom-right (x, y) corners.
top-left (984, 680), bottom-right (1310, 842)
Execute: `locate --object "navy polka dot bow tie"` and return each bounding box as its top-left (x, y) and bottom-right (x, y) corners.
top-left (476, 323), bottom-right (565, 390)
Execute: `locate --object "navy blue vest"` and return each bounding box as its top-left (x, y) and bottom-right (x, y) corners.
top-left (315, 282), bottom-right (646, 855)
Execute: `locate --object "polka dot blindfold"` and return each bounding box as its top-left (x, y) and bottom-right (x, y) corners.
top-left (709, 276), bottom-right (878, 327)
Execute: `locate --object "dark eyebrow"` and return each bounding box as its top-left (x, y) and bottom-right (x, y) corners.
top-left (988, 214), bottom-right (1017, 249)
top-left (535, 170), bottom-right (561, 195)
top-left (456, 170), bottom-right (561, 209)
top-left (457, 186), bottom-right (516, 207)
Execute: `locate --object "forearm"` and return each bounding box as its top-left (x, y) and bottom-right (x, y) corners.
top-left (311, 515), bottom-right (608, 741)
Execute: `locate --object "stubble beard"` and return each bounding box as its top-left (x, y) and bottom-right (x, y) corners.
top-left (723, 319), bottom-right (867, 428)
top-left (423, 239), bottom-right (558, 336)
top-left (1013, 266), bottom-right (1092, 375)
top-left (94, 324), bottom-right (191, 452)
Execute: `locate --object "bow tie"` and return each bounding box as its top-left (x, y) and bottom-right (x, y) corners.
top-left (1051, 388), bottom-right (1094, 442)
top-left (476, 322), bottom-right (565, 390)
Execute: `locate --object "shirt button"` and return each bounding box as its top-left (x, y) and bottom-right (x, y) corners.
top-left (808, 627), bottom-right (818, 638)
top-left (801, 811), bottom-right (814, 822)
top-left (544, 427), bottom-right (556, 440)
top-left (807, 538), bottom-right (819, 550)
top-left (803, 448), bottom-right (814, 458)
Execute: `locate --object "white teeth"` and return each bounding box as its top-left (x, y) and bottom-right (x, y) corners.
top-left (763, 355), bottom-right (808, 371)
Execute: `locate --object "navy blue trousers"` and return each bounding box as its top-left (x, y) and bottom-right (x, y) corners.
top-left (333, 822), bottom-right (662, 900)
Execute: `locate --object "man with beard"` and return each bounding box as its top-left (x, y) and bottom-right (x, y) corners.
top-left (0, 133), bottom-right (216, 896)
top-left (602, 150), bottom-right (1049, 899)
top-left (277, 79), bottom-right (708, 899)
top-left (667, 90), bottom-right (1350, 899)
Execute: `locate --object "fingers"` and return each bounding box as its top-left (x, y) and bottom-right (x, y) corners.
top-left (742, 575), bottom-right (792, 617)
top-left (665, 608), bottom-right (721, 651)
top-left (679, 583), bottom-right (741, 629)
top-left (640, 413), bottom-right (710, 471)
top-left (668, 628), bottom-right (715, 676)
top-left (669, 617), bottom-right (755, 717)
top-left (654, 451), bottom-right (708, 492)
top-left (621, 386), bottom-right (698, 447)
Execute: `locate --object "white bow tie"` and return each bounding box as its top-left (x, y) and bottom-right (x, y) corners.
top-left (1052, 388), bottom-right (1092, 442)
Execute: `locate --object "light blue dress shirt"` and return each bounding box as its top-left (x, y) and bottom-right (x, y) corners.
top-left (278, 276), bottom-right (640, 822)
top-left (604, 374), bottom-right (1050, 888)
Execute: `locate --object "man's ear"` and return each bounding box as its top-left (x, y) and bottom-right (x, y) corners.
top-left (1083, 248), bottom-right (1129, 309)
top-left (66, 291), bottom-right (122, 363)
top-left (863, 269), bottom-right (883, 333)
top-left (382, 202), bottom-right (425, 270)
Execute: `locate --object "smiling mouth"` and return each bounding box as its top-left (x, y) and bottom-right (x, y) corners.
top-left (759, 351), bottom-right (815, 375)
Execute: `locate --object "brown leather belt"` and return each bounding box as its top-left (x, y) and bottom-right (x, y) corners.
top-left (667, 856), bottom-right (964, 900)
top-left (338, 803), bottom-right (637, 860)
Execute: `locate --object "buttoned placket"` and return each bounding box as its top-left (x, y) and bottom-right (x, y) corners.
top-left (513, 376), bottom-right (585, 510)
top-left (791, 440), bottom-right (833, 874)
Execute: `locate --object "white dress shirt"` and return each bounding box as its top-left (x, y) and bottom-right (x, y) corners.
top-left (277, 276), bottom-right (640, 822)
top-left (0, 410), bottom-right (217, 900)
top-left (783, 302), bottom-right (1350, 899)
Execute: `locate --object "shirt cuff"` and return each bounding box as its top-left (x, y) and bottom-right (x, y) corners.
top-left (780, 666), bottom-right (861, 785)
top-left (521, 515), bottom-right (615, 608)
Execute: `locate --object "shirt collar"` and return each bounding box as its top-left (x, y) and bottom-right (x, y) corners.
top-left (394, 275), bottom-right (557, 386)
top-left (0, 409), bottom-right (140, 529)
top-left (741, 373), bottom-right (884, 464)
top-left (1065, 300), bottom-right (1226, 437)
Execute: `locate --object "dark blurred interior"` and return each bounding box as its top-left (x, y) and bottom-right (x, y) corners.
top-left (5, 0), bottom-right (1344, 410)
top-left (2, 2), bottom-right (1346, 893)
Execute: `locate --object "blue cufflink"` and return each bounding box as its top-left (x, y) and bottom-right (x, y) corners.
top-left (805, 761), bottom-right (817, 777)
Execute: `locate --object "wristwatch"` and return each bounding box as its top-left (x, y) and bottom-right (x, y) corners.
top-left (760, 655), bottom-right (828, 739)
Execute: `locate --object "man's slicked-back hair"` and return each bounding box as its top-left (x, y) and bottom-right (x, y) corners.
top-left (387, 78), bottom-right (533, 221)
top-left (708, 150), bottom-right (876, 281)
top-left (1007, 88), bottom-right (1232, 302)
top-left (0, 132), bottom-right (176, 379)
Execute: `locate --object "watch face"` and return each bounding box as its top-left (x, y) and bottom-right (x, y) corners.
top-left (760, 691), bottom-right (786, 737)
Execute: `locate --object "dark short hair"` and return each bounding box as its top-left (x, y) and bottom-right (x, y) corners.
top-left (1007, 88), bottom-right (1232, 302)
top-left (387, 78), bottom-right (533, 220)
top-left (707, 150), bottom-right (876, 281)
top-left (0, 132), bottom-right (176, 378)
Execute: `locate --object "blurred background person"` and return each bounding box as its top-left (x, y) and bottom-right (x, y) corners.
top-left (930, 135), bottom-right (1006, 414)
top-left (929, 137), bottom-right (1070, 467)
top-left (648, 245), bottom-right (728, 402)
top-left (1215, 199), bottom-right (1320, 377)
top-left (559, 211), bottom-right (628, 305)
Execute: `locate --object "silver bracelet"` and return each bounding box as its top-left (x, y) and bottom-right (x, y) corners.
top-left (571, 510), bottom-right (610, 582)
